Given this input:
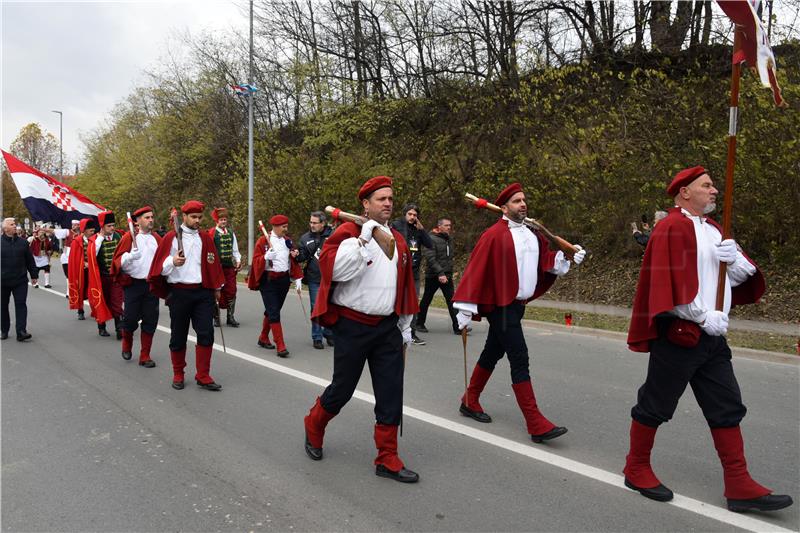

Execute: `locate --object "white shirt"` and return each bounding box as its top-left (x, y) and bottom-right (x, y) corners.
top-left (454, 216), bottom-right (570, 315)
top-left (53, 228), bottom-right (72, 264)
top-left (215, 226), bottom-right (242, 263)
top-left (330, 224), bottom-right (398, 316)
top-left (265, 231), bottom-right (291, 273)
top-left (672, 208), bottom-right (756, 323)
top-left (160, 225), bottom-right (203, 284)
top-left (121, 232), bottom-right (159, 280)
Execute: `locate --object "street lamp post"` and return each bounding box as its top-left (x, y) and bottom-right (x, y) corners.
top-left (51, 110), bottom-right (63, 180)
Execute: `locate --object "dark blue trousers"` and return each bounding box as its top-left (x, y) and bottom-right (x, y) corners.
top-left (167, 287), bottom-right (215, 350)
top-left (1, 283), bottom-right (28, 335)
top-left (122, 279), bottom-right (159, 334)
top-left (477, 302), bottom-right (532, 384)
top-left (259, 274), bottom-right (290, 322)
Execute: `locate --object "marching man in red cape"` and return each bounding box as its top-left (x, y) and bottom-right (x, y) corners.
top-left (90, 211), bottom-right (125, 339)
top-left (147, 200), bottom-right (225, 391)
top-left (303, 176), bottom-right (421, 483)
top-left (247, 214), bottom-right (303, 357)
top-left (111, 206), bottom-right (161, 368)
top-left (209, 207), bottom-right (242, 328)
top-left (452, 182), bottom-right (586, 443)
top-left (68, 218), bottom-right (112, 326)
top-left (624, 166), bottom-right (793, 512)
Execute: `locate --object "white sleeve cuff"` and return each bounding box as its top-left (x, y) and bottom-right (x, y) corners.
top-left (453, 301), bottom-right (478, 315)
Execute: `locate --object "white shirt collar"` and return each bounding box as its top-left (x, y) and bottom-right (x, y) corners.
top-left (502, 215), bottom-right (525, 228)
top-left (181, 224), bottom-right (198, 235)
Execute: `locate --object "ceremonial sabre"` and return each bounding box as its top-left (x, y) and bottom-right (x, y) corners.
top-left (296, 285), bottom-right (309, 322)
top-left (462, 328), bottom-right (469, 408)
top-left (126, 211), bottom-right (138, 250)
top-left (215, 301), bottom-right (227, 354)
top-left (464, 193), bottom-right (579, 258)
top-left (324, 206), bottom-right (395, 260)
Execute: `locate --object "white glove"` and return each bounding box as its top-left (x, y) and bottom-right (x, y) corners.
top-left (295, 279), bottom-right (302, 291)
top-left (359, 220), bottom-right (381, 243)
top-left (264, 248), bottom-right (277, 261)
top-left (401, 327), bottom-right (413, 346)
top-left (715, 239), bottom-right (737, 264)
top-left (457, 310), bottom-right (473, 330)
top-left (128, 248), bottom-right (141, 260)
top-left (572, 245), bottom-right (586, 265)
top-left (701, 310), bottom-right (729, 337)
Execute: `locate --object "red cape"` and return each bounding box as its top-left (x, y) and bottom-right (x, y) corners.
top-left (30, 237), bottom-right (52, 256)
top-left (110, 231), bottom-right (162, 286)
top-left (311, 222), bottom-right (419, 327)
top-left (453, 218), bottom-right (558, 317)
top-left (147, 229), bottom-right (225, 299)
top-left (627, 207), bottom-right (765, 352)
top-left (67, 234), bottom-right (112, 323)
top-left (246, 234), bottom-right (303, 290)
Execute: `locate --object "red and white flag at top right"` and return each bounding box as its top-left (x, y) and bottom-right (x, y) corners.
top-left (717, 0), bottom-right (784, 106)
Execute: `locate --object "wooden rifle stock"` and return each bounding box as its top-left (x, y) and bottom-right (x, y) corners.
top-left (257, 220), bottom-right (272, 249)
top-left (126, 211), bottom-right (137, 250)
top-left (464, 193), bottom-right (579, 258)
top-left (170, 208), bottom-right (183, 254)
top-left (324, 206), bottom-right (395, 259)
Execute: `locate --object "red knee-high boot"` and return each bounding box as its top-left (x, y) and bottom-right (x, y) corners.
top-left (120, 330), bottom-right (134, 360)
top-left (623, 419), bottom-right (673, 501)
top-left (258, 317), bottom-right (274, 348)
top-left (270, 322), bottom-right (288, 355)
top-left (711, 426), bottom-right (771, 500)
top-left (303, 397), bottom-right (337, 460)
top-left (195, 344), bottom-right (217, 386)
top-left (139, 331), bottom-right (155, 367)
top-left (374, 423), bottom-right (404, 472)
top-left (459, 364), bottom-right (493, 422)
top-left (170, 349), bottom-right (186, 387)
top-left (511, 380), bottom-right (565, 441)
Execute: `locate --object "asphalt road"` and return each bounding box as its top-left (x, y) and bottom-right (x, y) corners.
top-left (2, 268), bottom-right (798, 532)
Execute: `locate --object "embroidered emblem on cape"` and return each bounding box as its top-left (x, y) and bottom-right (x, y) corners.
top-left (207, 252), bottom-right (215, 264)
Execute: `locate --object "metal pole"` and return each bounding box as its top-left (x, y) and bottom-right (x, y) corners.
top-left (247, 0), bottom-right (255, 266)
top-left (51, 110), bottom-right (63, 179)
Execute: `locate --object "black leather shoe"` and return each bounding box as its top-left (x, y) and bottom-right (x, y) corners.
top-left (1, 332), bottom-right (8, 340)
top-left (305, 433), bottom-right (323, 461)
top-left (121, 351), bottom-right (133, 360)
top-left (197, 380), bottom-right (222, 391)
top-left (139, 360), bottom-right (156, 368)
top-left (77, 312), bottom-right (85, 320)
top-left (459, 402), bottom-right (492, 423)
top-left (98, 327), bottom-right (110, 337)
top-left (313, 340), bottom-right (324, 349)
top-left (326, 337), bottom-right (335, 347)
top-left (624, 478), bottom-right (674, 502)
top-left (16, 331), bottom-right (32, 342)
top-left (44, 284), bottom-right (52, 288)
top-left (728, 494), bottom-right (793, 513)
top-left (172, 381), bottom-right (185, 390)
top-left (277, 350), bottom-right (290, 358)
top-left (530, 426), bottom-right (568, 443)
top-left (415, 325), bottom-right (429, 333)
top-left (226, 317), bottom-right (240, 327)
top-left (375, 464), bottom-right (419, 483)
top-left (257, 340), bottom-right (276, 349)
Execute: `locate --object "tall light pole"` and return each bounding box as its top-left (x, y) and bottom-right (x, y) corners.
top-left (51, 110), bottom-right (63, 179)
top-left (247, 0), bottom-right (255, 266)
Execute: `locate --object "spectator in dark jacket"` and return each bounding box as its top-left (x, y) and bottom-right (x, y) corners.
top-left (391, 203), bottom-right (433, 345)
top-left (296, 211), bottom-right (334, 349)
top-left (1, 218), bottom-right (38, 341)
top-left (631, 210), bottom-right (668, 248)
top-left (417, 218), bottom-right (462, 335)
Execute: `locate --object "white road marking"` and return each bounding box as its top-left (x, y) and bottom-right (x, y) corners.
top-left (39, 287), bottom-right (795, 533)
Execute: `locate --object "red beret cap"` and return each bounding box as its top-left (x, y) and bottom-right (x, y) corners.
top-left (358, 176), bottom-right (393, 200)
top-left (181, 200), bottom-right (205, 214)
top-left (269, 214), bottom-right (289, 226)
top-left (79, 218), bottom-right (96, 233)
top-left (494, 183), bottom-right (523, 206)
top-left (133, 206), bottom-right (154, 219)
top-left (97, 211), bottom-right (115, 227)
top-left (667, 166), bottom-right (707, 196)
top-left (211, 207), bottom-right (228, 222)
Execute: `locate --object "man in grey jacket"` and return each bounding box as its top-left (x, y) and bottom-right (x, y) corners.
top-left (416, 217), bottom-right (462, 335)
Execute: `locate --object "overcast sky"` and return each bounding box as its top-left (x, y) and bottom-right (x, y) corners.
top-left (2, 0), bottom-right (247, 169)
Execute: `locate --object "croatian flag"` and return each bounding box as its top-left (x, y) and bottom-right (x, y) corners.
top-left (718, 0), bottom-right (784, 106)
top-left (1, 149), bottom-right (106, 227)
top-left (231, 83), bottom-right (257, 96)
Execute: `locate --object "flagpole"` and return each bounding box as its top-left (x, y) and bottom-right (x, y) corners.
top-left (715, 27), bottom-right (743, 311)
top-left (247, 0), bottom-right (255, 269)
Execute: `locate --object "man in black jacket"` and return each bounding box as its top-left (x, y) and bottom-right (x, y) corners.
top-left (391, 203), bottom-right (433, 345)
top-left (417, 217), bottom-right (462, 334)
top-left (296, 211), bottom-right (334, 349)
top-left (1, 218), bottom-right (38, 341)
